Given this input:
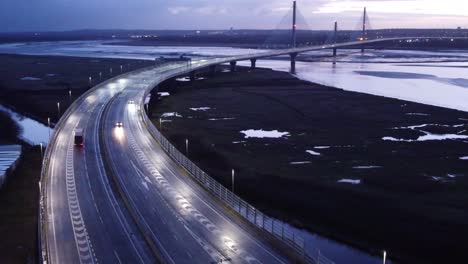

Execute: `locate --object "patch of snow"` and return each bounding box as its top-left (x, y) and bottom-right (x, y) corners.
top-left (21, 77), bottom-right (42, 81)
top-left (190, 107), bottom-right (211, 112)
top-left (383, 133), bottom-right (468, 142)
top-left (209, 117), bottom-right (235, 121)
top-left (161, 112), bottom-right (182, 118)
top-left (241, 129), bottom-right (290, 139)
top-left (158, 92), bottom-right (170, 97)
top-left (352, 166), bottom-right (382, 169)
top-left (337, 179), bottom-right (361, 185)
top-left (290, 161), bottom-right (312, 165)
top-left (431, 176), bottom-right (443, 182)
top-left (46, 73), bottom-right (57, 77)
top-left (306, 150), bottom-right (321, 156)
top-left (406, 113), bottom-right (429, 116)
top-left (460, 156), bottom-right (468, 160)
top-left (232, 141), bottom-right (247, 144)
top-left (447, 174), bottom-right (457, 178)
top-left (418, 133), bottom-right (468, 141)
top-left (314, 146), bottom-right (330, 149)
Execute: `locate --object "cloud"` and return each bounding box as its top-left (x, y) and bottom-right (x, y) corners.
top-left (168, 7), bottom-right (190, 15)
top-left (0, 0), bottom-right (467, 31)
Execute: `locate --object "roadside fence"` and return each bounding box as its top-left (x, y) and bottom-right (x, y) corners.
top-left (140, 94), bottom-right (335, 264)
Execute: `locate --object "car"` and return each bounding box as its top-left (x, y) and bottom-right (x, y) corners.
top-left (116, 122), bottom-right (123, 128)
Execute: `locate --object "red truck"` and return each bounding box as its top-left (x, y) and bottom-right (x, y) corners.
top-left (74, 128), bottom-right (84, 146)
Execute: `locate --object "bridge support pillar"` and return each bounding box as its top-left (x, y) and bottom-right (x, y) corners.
top-left (250, 59), bottom-right (257, 69)
top-left (333, 48), bottom-right (337, 57)
top-left (230, 61), bottom-right (237, 72)
top-left (209, 65), bottom-right (217, 77)
top-left (290, 53), bottom-right (298, 74)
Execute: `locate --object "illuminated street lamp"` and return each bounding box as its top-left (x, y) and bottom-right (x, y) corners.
top-left (232, 169), bottom-right (235, 193)
top-left (47, 117), bottom-right (51, 140)
top-left (383, 251), bottom-right (387, 264)
top-left (68, 90), bottom-right (72, 102)
top-left (185, 139), bottom-right (189, 155)
top-left (57, 102), bottom-right (61, 117)
top-left (40, 143), bottom-right (43, 158)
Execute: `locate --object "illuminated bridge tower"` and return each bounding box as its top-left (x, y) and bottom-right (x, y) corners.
top-left (361, 7), bottom-right (367, 53)
top-left (333, 21), bottom-right (338, 57)
top-left (292, 0), bottom-right (297, 48)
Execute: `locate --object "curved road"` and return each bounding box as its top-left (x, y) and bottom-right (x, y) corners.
top-left (43, 61), bottom-right (290, 263)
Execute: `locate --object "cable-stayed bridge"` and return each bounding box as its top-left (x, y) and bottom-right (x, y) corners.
top-left (40, 1), bottom-right (466, 264)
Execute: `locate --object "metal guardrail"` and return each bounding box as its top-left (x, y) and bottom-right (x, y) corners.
top-left (139, 66), bottom-right (335, 264)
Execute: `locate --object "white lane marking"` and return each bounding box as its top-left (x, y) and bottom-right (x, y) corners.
top-left (131, 103), bottom-right (286, 263)
top-left (92, 102), bottom-right (148, 263)
top-left (66, 138), bottom-right (96, 264)
top-left (128, 135), bottom-right (252, 263)
top-left (114, 250), bottom-right (122, 264)
top-left (110, 141), bottom-right (176, 264)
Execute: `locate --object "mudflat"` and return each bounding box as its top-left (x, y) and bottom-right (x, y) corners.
top-left (0, 54), bottom-right (154, 123)
top-left (149, 67), bottom-right (468, 264)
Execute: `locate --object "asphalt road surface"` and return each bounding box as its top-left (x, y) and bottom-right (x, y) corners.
top-left (44, 62), bottom-right (289, 263)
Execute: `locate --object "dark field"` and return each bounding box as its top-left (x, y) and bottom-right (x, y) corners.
top-left (0, 146), bottom-right (41, 264)
top-left (0, 110), bottom-right (21, 144)
top-left (149, 67), bottom-right (468, 264)
top-left (0, 54), bottom-right (154, 123)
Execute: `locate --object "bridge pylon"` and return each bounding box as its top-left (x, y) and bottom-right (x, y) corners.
top-left (361, 7), bottom-right (367, 53)
top-left (291, 1), bottom-right (297, 48)
top-left (290, 53), bottom-right (298, 74)
top-left (333, 21), bottom-right (338, 57)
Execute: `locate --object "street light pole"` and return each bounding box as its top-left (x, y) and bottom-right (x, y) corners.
top-left (47, 117), bottom-right (51, 141)
top-left (383, 251), bottom-right (387, 264)
top-left (185, 139), bottom-right (189, 155)
top-left (40, 143), bottom-right (43, 158)
top-left (232, 169), bottom-right (235, 193)
top-left (68, 90), bottom-right (72, 103)
top-left (99, 72), bottom-right (102, 80)
top-left (120, 65), bottom-right (123, 73)
top-left (57, 102), bottom-right (61, 118)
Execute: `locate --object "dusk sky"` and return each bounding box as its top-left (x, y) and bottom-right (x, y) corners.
top-left (1, 0), bottom-right (467, 32)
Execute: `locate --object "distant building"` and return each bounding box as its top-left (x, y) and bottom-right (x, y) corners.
top-left (0, 145), bottom-right (22, 189)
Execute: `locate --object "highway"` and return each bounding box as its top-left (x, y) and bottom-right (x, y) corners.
top-left (42, 38), bottom-right (451, 263)
top-left (104, 69), bottom-right (291, 263)
top-left (43, 62), bottom-right (291, 263)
